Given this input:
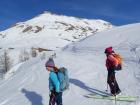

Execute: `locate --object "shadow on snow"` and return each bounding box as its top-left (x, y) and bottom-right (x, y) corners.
top-left (21, 88), bottom-right (43, 105)
top-left (70, 78), bottom-right (110, 96)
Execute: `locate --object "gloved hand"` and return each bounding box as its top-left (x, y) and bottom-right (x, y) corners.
top-left (49, 90), bottom-right (55, 97)
top-left (114, 65), bottom-right (118, 70)
top-left (54, 91), bottom-right (59, 95)
top-left (49, 90), bottom-right (59, 96)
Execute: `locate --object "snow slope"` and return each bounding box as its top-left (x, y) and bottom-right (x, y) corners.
top-left (0, 11), bottom-right (112, 50)
top-left (0, 23), bottom-right (140, 105)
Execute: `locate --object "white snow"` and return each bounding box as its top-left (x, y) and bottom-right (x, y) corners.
top-left (4, 62), bottom-right (23, 79)
top-left (0, 22), bottom-right (140, 105)
top-left (0, 13), bottom-right (140, 105)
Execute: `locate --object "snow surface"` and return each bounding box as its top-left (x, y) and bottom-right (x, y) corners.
top-left (0, 22), bottom-right (140, 105)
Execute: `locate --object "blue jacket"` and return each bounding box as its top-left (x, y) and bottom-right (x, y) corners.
top-left (49, 70), bottom-right (60, 93)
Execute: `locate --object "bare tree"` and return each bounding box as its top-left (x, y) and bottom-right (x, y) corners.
top-left (0, 50), bottom-right (13, 73)
top-left (19, 49), bottom-right (30, 63)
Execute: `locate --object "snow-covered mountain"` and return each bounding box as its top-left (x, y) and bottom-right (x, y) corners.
top-left (0, 22), bottom-right (140, 105)
top-left (0, 11), bottom-right (112, 50)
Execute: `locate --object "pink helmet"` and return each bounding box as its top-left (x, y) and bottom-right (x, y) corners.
top-left (104, 47), bottom-right (114, 54)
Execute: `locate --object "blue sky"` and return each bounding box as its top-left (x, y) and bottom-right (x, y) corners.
top-left (0, 0), bottom-right (140, 31)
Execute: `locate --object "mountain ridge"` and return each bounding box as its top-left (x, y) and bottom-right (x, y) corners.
top-left (0, 11), bottom-right (113, 50)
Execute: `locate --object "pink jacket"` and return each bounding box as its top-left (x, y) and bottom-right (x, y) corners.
top-left (106, 54), bottom-right (119, 70)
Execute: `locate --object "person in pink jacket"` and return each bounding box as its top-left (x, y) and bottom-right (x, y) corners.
top-left (105, 47), bottom-right (121, 96)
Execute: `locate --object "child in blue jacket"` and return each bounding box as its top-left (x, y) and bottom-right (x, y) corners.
top-left (45, 58), bottom-right (62, 105)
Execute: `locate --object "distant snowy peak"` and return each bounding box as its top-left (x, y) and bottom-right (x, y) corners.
top-left (14, 11), bottom-right (112, 32)
top-left (0, 11), bottom-right (113, 50)
top-left (26, 11), bottom-right (112, 30)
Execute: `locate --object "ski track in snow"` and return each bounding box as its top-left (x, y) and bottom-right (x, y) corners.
top-left (0, 58), bottom-right (45, 105)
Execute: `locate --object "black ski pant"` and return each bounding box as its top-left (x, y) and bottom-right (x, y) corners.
top-left (49, 91), bottom-right (63, 105)
top-left (107, 70), bottom-right (120, 95)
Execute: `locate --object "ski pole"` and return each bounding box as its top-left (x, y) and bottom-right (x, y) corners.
top-left (114, 76), bottom-right (117, 105)
top-left (106, 72), bottom-right (108, 92)
top-left (106, 83), bottom-right (108, 92)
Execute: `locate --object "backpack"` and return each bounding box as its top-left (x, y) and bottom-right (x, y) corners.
top-left (57, 67), bottom-right (69, 91)
top-left (113, 53), bottom-right (123, 71)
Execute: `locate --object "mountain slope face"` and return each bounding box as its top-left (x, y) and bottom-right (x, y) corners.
top-left (55, 23), bottom-right (140, 105)
top-left (0, 12), bottom-right (112, 50)
top-left (0, 23), bottom-right (140, 105)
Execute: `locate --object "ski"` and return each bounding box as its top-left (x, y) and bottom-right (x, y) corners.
top-left (84, 94), bottom-right (139, 102)
top-left (89, 93), bottom-right (139, 98)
